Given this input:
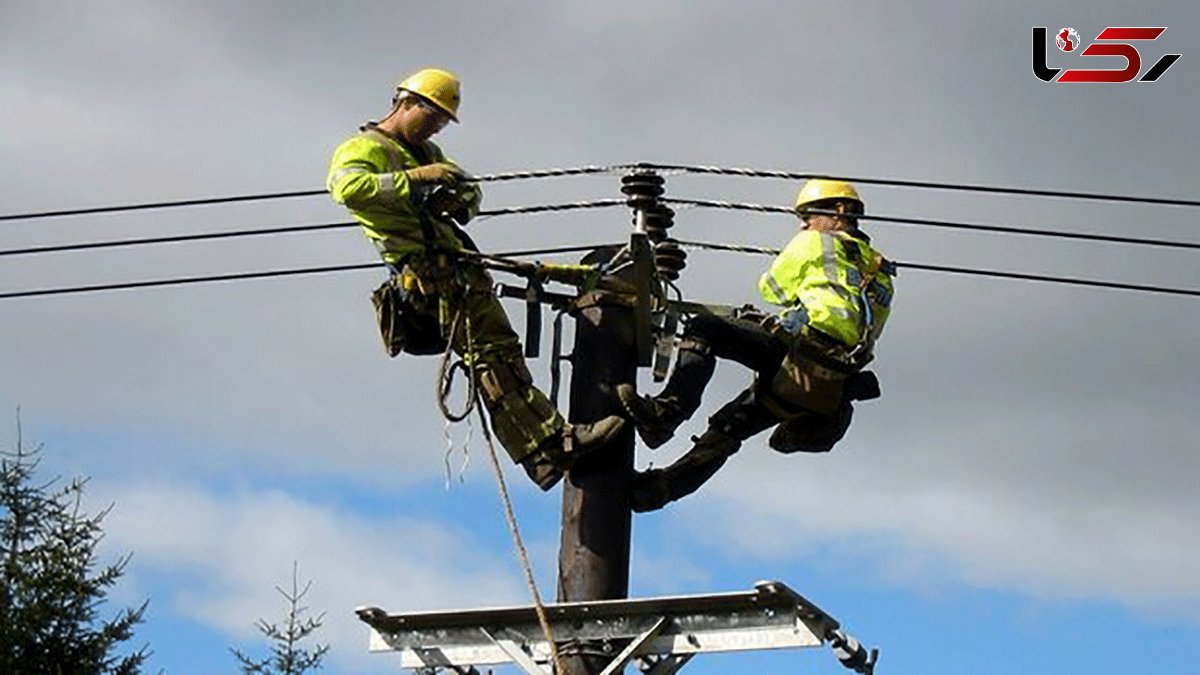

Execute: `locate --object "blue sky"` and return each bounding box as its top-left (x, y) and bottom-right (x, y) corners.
top-left (2, 1), bottom-right (1197, 673)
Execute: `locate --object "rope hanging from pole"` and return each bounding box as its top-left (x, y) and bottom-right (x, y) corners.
top-left (459, 313), bottom-right (566, 675)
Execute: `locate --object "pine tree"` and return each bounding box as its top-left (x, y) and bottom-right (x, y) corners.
top-left (231, 562), bottom-right (330, 674)
top-left (0, 417), bottom-right (149, 674)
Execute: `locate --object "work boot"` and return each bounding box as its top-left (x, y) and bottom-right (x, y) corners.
top-left (630, 468), bottom-right (672, 512)
top-left (521, 415), bottom-right (627, 492)
top-left (565, 415), bottom-right (627, 456)
top-left (630, 430), bottom-right (739, 511)
top-left (614, 384), bottom-right (683, 449)
top-left (521, 450), bottom-right (564, 491)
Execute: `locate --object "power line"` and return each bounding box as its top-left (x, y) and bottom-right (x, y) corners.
top-left (0, 200), bottom-right (628, 259)
top-left (0, 263), bottom-right (378, 299)
top-left (473, 166), bottom-right (624, 182)
top-left (0, 170), bottom-right (627, 223)
top-left (4, 161), bottom-right (1198, 223)
top-left (663, 198), bottom-right (1200, 251)
top-left (3, 244), bottom-right (1197, 299)
top-left (647, 163), bottom-right (1200, 208)
top-left (6, 196), bottom-right (1197, 260)
top-left (1, 221), bottom-right (356, 257)
top-left (0, 189), bottom-right (326, 223)
top-left (0, 242), bottom-right (616, 300)
top-left (895, 262), bottom-right (1200, 297)
top-left (671, 239), bottom-right (1200, 298)
top-left (475, 199), bottom-right (626, 218)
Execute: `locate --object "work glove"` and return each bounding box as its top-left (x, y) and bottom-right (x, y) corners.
top-left (404, 162), bottom-right (465, 186)
top-left (426, 186), bottom-right (478, 226)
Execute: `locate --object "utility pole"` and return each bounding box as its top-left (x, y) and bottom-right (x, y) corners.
top-left (556, 171), bottom-right (676, 675)
top-left (355, 168), bottom-right (879, 675)
top-left (556, 282), bottom-right (637, 675)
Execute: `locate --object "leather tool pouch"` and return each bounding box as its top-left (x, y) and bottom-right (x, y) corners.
top-left (371, 277), bottom-right (448, 357)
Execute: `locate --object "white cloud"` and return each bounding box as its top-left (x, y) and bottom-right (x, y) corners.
top-left (679, 405), bottom-right (1200, 619)
top-left (94, 480), bottom-right (525, 672)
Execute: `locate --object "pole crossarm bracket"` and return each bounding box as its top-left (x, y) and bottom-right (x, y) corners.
top-left (494, 283), bottom-right (741, 320)
top-left (357, 580), bottom-right (878, 674)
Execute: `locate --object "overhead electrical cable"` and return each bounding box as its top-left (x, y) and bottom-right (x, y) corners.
top-left (3, 162), bottom-right (1197, 222)
top-left (5, 197), bottom-right (1197, 259)
top-left (662, 198), bottom-right (1200, 251)
top-left (4, 244), bottom-right (1198, 300)
top-left (645, 163), bottom-right (1200, 208)
top-left (1, 200), bottom-right (628, 258)
top-left (0, 241), bottom-right (620, 300)
top-left (671, 239), bottom-right (1200, 298)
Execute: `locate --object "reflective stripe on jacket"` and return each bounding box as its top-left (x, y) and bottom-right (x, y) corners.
top-left (758, 230), bottom-right (895, 347)
top-left (326, 127), bottom-right (481, 265)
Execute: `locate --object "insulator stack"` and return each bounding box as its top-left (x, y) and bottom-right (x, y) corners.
top-left (654, 239), bottom-right (687, 281)
top-left (620, 170), bottom-right (687, 281)
top-left (619, 171), bottom-right (665, 210)
top-left (641, 204), bottom-right (674, 243)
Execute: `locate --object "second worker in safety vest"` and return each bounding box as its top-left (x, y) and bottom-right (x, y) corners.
top-left (327, 68), bottom-right (625, 491)
top-left (616, 179), bottom-right (896, 511)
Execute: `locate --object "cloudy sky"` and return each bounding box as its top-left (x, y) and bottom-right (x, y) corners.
top-left (1, 1), bottom-right (1197, 673)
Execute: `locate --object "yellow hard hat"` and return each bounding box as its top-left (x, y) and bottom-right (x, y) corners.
top-left (794, 179), bottom-right (862, 211)
top-left (396, 68), bottom-right (462, 122)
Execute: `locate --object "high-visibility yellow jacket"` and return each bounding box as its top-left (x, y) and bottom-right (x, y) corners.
top-left (758, 229), bottom-right (896, 348)
top-left (326, 126), bottom-right (481, 265)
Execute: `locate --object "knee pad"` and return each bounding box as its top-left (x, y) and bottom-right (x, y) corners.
top-left (473, 360), bottom-right (564, 463)
top-left (475, 357), bottom-right (534, 407)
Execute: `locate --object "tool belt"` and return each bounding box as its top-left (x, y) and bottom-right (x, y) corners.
top-left (760, 316), bottom-right (865, 418)
top-left (370, 271), bottom-right (448, 357)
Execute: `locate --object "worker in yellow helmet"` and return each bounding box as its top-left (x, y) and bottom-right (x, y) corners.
top-left (326, 69), bottom-right (624, 490)
top-left (616, 179), bottom-right (896, 511)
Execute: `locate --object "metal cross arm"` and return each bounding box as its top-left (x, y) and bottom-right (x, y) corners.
top-left (355, 580), bottom-right (880, 674)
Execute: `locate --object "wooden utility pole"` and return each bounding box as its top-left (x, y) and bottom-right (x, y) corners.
top-left (556, 170), bottom-right (667, 675)
top-left (556, 284), bottom-right (637, 675)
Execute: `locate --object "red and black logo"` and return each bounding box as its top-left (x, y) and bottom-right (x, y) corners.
top-left (1033, 26), bottom-right (1181, 83)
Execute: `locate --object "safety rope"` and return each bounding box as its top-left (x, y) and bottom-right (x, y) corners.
top-left (436, 308), bottom-right (476, 424)
top-left (459, 314), bottom-right (566, 674)
top-left (437, 308), bottom-right (477, 487)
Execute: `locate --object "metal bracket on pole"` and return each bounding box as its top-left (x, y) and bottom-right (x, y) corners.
top-left (358, 580), bottom-right (878, 674)
top-left (524, 276), bottom-right (544, 358)
top-left (479, 629), bottom-right (552, 675)
top-left (597, 617), bottom-right (667, 675)
top-left (549, 309), bottom-right (568, 406)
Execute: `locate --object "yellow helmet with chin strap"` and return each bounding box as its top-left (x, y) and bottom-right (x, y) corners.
top-left (794, 179), bottom-right (862, 212)
top-left (396, 68), bottom-right (462, 122)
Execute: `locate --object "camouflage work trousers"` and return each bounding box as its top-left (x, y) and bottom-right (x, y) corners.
top-left (399, 256), bottom-right (565, 463)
